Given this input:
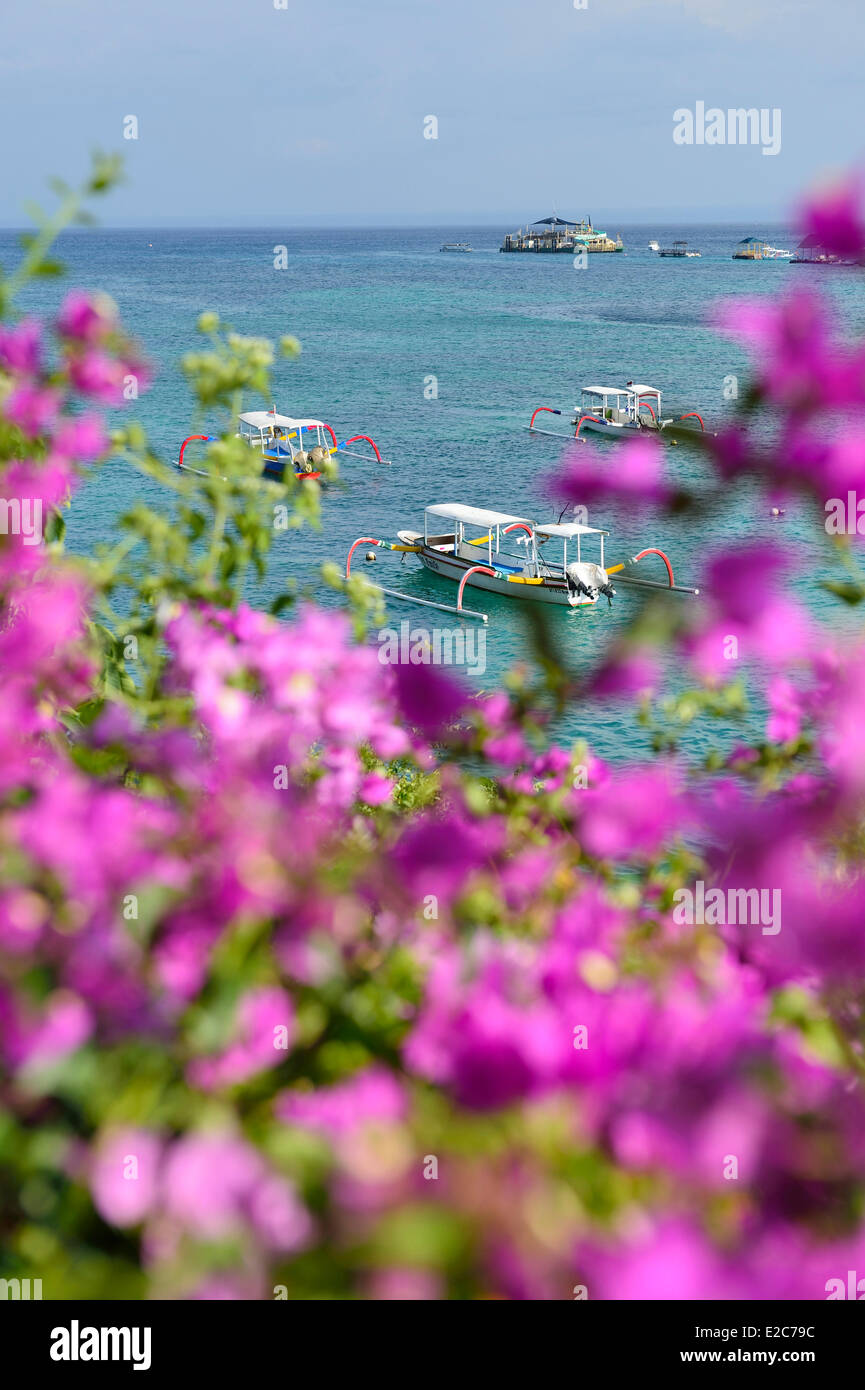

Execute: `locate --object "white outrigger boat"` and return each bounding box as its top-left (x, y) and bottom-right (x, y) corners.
top-left (177, 408), bottom-right (389, 482)
top-left (528, 383), bottom-right (705, 442)
top-left (346, 502), bottom-right (697, 623)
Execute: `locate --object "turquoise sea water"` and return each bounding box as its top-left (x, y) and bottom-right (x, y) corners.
top-left (5, 223), bottom-right (865, 761)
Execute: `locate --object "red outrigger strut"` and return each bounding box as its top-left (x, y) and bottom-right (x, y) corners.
top-left (529, 406), bottom-right (562, 430)
top-left (457, 566), bottom-right (496, 612)
top-left (632, 548), bottom-right (674, 586)
top-left (178, 435), bottom-right (211, 468)
top-left (342, 433), bottom-right (383, 462)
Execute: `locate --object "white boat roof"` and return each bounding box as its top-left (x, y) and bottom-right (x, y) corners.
top-left (535, 522), bottom-right (609, 539)
top-left (425, 503), bottom-right (535, 529)
top-left (583, 385), bottom-right (629, 397)
top-left (239, 411), bottom-right (325, 430)
top-left (625, 384), bottom-right (661, 396)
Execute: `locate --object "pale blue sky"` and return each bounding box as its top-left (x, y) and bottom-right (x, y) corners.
top-left (0, 0), bottom-right (862, 225)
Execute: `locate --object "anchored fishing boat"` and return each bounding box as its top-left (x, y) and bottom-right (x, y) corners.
top-left (176, 408), bottom-right (389, 482)
top-left (345, 502), bottom-right (697, 623)
top-left (528, 384), bottom-right (705, 442)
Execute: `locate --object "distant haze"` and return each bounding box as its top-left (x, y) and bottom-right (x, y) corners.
top-left (0, 0), bottom-right (862, 227)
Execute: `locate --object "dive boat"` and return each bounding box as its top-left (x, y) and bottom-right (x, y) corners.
top-left (528, 385), bottom-right (705, 441)
top-left (345, 503), bottom-right (697, 623)
top-left (177, 409), bottom-right (389, 481)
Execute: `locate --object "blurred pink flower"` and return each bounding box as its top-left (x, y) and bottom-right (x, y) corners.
top-left (278, 1066), bottom-right (407, 1140)
top-left (57, 290), bottom-right (119, 344)
top-left (187, 987), bottom-right (295, 1090)
top-left (800, 175), bottom-right (865, 263)
top-left (553, 435), bottom-right (671, 510)
top-left (0, 318), bottom-right (41, 375)
top-left (91, 1129), bottom-right (162, 1228)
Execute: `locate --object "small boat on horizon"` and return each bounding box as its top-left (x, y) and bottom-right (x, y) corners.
top-left (177, 409), bottom-right (389, 482)
top-left (345, 502), bottom-right (697, 623)
top-left (440, 241), bottom-right (473, 252)
top-left (528, 384), bottom-right (705, 442)
top-left (648, 239), bottom-right (660, 252)
top-left (658, 240), bottom-right (701, 258)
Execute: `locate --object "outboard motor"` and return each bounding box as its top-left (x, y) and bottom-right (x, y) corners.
top-left (566, 561), bottom-right (615, 607)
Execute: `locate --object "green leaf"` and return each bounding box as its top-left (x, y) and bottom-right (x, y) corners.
top-left (821, 579), bottom-right (865, 605)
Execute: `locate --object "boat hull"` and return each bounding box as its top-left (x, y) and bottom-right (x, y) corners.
top-left (261, 455), bottom-right (322, 482)
top-left (576, 415), bottom-right (643, 437)
top-left (409, 545), bottom-right (596, 608)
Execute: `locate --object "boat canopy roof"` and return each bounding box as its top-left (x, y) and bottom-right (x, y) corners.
top-left (239, 411), bottom-right (325, 430)
top-left (425, 503), bottom-right (534, 529)
top-left (583, 385), bottom-right (629, 398)
top-left (535, 522), bottom-right (609, 539)
top-left (532, 215), bottom-right (583, 227)
top-left (626, 383), bottom-right (661, 396)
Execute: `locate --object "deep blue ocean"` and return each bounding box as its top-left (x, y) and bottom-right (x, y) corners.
top-left (5, 222), bottom-right (864, 761)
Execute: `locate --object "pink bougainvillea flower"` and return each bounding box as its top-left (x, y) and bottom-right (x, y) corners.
top-left (685, 542), bottom-right (813, 679)
top-left (278, 1065), bottom-right (407, 1141)
top-left (359, 771), bottom-right (394, 805)
top-left (390, 804), bottom-right (503, 905)
top-left (800, 174), bottom-right (865, 263)
top-left (56, 290), bottom-right (119, 344)
top-left (577, 764), bottom-right (683, 859)
top-left (161, 1132), bottom-right (310, 1252)
top-left (587, 648), bottom-right (660, 699)
top-left (52, 413), bottom-right (110, 461)
top-left (90, 1129), bottom-right (162, 1228)
top-left (366, 1267), bottom-right (443, 1300)
top-left (389, 659), bottom-right (467, 739)
top-left (4, 383), bottom-right (63, 436)
top-left (766, 674), bottom-right (803, 743)
top-left (579, 1220), bottom-right (738, 1301)
top-left (187, 986), bottom-right (295, 1091)
top-left (552, 435), bottom-right (671, 510)
top-left (0, 318), bottom-right (42, 376)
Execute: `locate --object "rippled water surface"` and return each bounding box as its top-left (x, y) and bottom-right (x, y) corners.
top-left (6, 223), bottom-right (864, 760)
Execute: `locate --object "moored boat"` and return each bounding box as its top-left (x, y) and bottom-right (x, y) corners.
top-left (177, 408), bottom-right (389, 481)
top-left (658, 240), bottom-right (701, 257)
top-left (528, 385), bottom-right (705, 442)
top-left (345, 503), bottom-right (697, 623)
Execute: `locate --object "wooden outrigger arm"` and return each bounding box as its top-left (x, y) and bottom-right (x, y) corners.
top-left (345, 537), bottom-right (489, 621)
top-left (528, 406), bottom-right (580, 442)
top-left (608, 548), bottom-right (700, 595)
